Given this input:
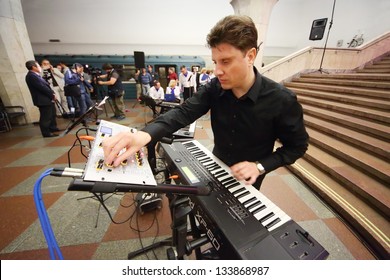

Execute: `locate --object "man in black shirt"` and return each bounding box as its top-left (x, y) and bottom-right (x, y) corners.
top-left (102, 15), bottom-right (308, 189)
top-left (98, 63), bottom-right (126, 120)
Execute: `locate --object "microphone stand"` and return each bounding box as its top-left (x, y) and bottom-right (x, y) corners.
top-left (318, 0), bottom-right (336, 73)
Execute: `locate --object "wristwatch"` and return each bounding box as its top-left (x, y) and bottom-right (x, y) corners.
top-left (255, 161), bottom-right (265, 175)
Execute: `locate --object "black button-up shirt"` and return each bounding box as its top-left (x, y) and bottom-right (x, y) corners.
top-left (143, 67), bottom-right (308, 184)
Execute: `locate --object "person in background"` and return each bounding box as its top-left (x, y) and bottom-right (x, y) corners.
top-left (80, 66), bottom-right (94, 112)
top-left (25, 60), bottom-right (60, 137)
top-left (147, 65), bottom-right (159, 87)
top-left (58, 62), bottom-right (76, 112)
top-left (164, 79), bottom-right (181, 103)
top-left (102, 15), bottom-right (308, 190)
top-left (98, 63), bottom-right (126, 120)
top-left (41, 59), bottom-right (69, 116)
top-left (178, 65), bottom-right (196, 100)
top-left (198, 67), bottom-right (210, 88)
top-left (58, 62), bottom-right (69, 74)
top-left (64, 63), bottom-right (94, 118)
top-left (192, 66), bottom-right (200, 91)
top-left (167, 67), bottom-right (178, 85)
top-left (139, 67), bottom-right (153, 96)
top-left (149, 81), bottom-right (164, 100)
top-left (134, 69), bottom-right (142, 101)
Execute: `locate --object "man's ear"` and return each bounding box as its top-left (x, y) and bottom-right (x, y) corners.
top-left (247, 47), bottom-right (257, 65)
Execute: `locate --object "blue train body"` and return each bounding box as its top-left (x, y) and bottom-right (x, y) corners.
top-left (34, 54), bottom-right (206, 99)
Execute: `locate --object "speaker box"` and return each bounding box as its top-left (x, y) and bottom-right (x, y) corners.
top-left (134, 51), bottom-right (145, 69)
top-left (309, 18), bottom-right (328, 40)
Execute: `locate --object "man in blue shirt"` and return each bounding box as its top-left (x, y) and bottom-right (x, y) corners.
top-left (138, 68), bottom-right (153, 96)
top-left (64, 63), bottom-right (93, 116)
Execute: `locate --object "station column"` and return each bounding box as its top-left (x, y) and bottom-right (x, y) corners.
top-left (230, 0), bottom-right (278, 69)
top-left (0, 0), bottom-right (38, 122)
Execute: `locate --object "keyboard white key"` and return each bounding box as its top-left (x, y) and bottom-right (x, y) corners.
top-left (182, 140), bottom-right (291, 232)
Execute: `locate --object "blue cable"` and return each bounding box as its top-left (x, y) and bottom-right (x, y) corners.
top-left (33, 169), bottom-right (55, 258)
top-left (33, 168), bottom-right (64, 260)
top-left (34, 168), bottom-right (64, 260)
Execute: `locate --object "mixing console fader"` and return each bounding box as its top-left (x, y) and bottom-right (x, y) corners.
top-left (83, 120), bottom-right (157, 186)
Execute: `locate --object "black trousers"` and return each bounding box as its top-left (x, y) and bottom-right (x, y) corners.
top-left (38, 103), bottom-right (57, 136)
top-left (183, 86), bottom-right (194, 101)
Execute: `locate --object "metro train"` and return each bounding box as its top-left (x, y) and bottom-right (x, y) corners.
top-left (34, 54), bottom-right (206, 99)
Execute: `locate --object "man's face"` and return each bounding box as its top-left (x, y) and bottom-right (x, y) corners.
top-left (211, 43), bottom-right (255, 90)
top-left (41, 60), bottom-right (50, 70)
top-left (35, 63), bottom-right (42, 73)
top-left (181, 68), bottom-right (187, 75)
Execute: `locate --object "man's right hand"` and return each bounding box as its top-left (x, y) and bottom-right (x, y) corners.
top-left (102, 130), bottom-right (152, 167)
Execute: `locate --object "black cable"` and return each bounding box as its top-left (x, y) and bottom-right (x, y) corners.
top-left (150, 210), bottom-right (161, 260)
top-left (134, 206), bottom-right (159, 260)
top-left (66, 126), bottom-right (96, 167)
top-left (120, 193), bottom-right (136, 208)
top-left (91, 192), bottom-right (137, 225)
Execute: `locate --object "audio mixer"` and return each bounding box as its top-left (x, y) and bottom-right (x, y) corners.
top-left (82, 120), bottom-right (157, 186)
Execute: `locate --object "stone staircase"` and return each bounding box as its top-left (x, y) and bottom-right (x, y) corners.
top-left (283, 54), bottom-right (390, 259)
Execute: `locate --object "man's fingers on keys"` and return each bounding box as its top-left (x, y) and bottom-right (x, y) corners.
top-left (112, 146), bottom-right (139, 167)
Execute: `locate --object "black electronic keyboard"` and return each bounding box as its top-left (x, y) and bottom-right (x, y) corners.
top-left (158, 140), bottom-right (329, 260)
top-left (158, 101), bottom-right (180, 108)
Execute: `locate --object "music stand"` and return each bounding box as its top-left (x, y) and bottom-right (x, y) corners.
top-left (61, 97), bottom-right (109, 136)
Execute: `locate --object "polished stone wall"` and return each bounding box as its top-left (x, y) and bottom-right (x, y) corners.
top-left (0, 0), bottom-right (38, 122)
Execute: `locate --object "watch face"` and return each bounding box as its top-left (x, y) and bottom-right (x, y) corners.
top-left (257, 163), bottom-right (264, 173)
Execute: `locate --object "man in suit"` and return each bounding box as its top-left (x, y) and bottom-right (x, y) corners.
top-left (25, 60), bottom-right (60, 137)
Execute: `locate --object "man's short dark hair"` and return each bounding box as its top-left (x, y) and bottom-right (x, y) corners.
top-left (207, 15), bottom-right (258, 54)
top-left (25, 60), bottom-right (37, 70)
top-left (102, 63), bottom-right (113, 70)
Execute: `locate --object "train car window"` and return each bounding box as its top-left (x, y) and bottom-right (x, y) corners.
top-left (112, 64), bottom-right (136, 81)
top-left (191, 65), bottom-right (201, 72)
top-left (156, 64), bottom-right (176, 89)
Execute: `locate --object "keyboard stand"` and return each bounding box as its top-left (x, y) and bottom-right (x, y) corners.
top-left (127, 194), bottom-right (209, 260)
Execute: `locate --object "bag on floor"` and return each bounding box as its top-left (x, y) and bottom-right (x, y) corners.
top-left (64, 84), bottom-right (81, 97)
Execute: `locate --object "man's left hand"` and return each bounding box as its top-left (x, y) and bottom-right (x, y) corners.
top-left (230, 161), bottom-right (260, 185)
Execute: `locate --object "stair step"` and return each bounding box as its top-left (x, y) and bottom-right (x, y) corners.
top-left (306, 127), bottom-right (390, 183)
top-left (284, 82), bottom-right (390, 100)
top-left (293, 77), bottom-right (390, 89)
top-left (302, 104), bottom-right (390, 141)
top-left (291, 87), bottom-right (390, 110)
top-left (288, 158), bottom-right (390, 259)
top-left (303, 114), bottom-right (390, 160)
top-left (357, 68), bottom-right (390, 74)
top-left (304, 143), bottom-right (390, 216)
top-left (297, 95), bottom-right (390, 125)
top-left (283, 54), bottom-right (390, 259)
top-left (300, 73), bottom-right (390, 81)
top-left (365, 64), bottom-right (390, 69)
top-left (374, 60), bottom-right (390, 66)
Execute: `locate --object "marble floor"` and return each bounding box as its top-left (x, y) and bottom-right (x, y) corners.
top-left (0, 100), bottom-right (375, 260)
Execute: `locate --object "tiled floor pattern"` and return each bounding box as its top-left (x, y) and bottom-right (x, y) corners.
top-left (0, 100), bottom-right (375, 260)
